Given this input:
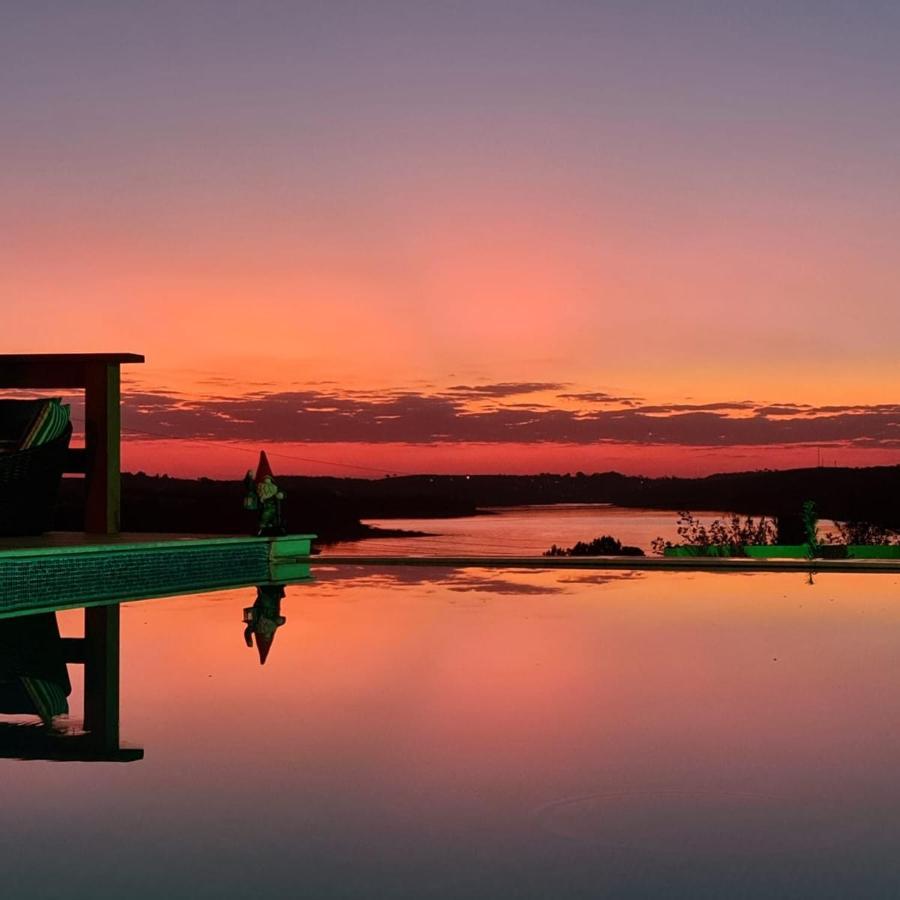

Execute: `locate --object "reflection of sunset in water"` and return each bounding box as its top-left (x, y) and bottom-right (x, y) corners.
top-left (13, 570), bottom-right (893, 896)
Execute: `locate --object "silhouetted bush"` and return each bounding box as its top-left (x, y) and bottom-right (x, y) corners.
top-left (651, 511), bottom-right (777, 556)
top-left (544, 535), bottom-right (644, 557)
top-left (821, 520), bottom-right (900, 546)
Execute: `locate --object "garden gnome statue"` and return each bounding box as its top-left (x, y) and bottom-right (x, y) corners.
top-left (243, 585), bottom-right (287, 665)
top-left (247, 451), bottom-right (286, 536)
top-left (242, 470), bottom-right (258, 511)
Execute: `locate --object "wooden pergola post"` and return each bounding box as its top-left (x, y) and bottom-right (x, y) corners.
top-left (84, 361), bottom-right (122, 533)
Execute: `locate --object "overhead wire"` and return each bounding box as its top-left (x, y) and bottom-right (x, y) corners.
top-left (68, 416), bottom-right (417, 477)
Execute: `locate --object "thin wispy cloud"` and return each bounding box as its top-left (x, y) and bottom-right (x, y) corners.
top-left (444, 382), bottom-right (567, 398)
top-left (556, 392), bottom-right (641, 406)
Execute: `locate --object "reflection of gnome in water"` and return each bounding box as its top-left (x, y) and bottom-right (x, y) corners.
top-left (243, 450), bottom-right (286, 536)
top-left (243, 585), bottom-right (287, 665)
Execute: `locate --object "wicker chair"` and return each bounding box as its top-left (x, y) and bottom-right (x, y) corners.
top-left (0, 421), bottom-right (72, 536)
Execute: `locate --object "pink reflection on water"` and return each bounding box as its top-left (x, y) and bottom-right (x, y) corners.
top-left (11, 569), bottom-right (900, 896)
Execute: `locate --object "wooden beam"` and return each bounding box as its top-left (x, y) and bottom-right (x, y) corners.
top-left (0, 354), bottom-right (143, 389)
top-left (0, 743), bottom-right (144, 763)
top-left (0, 361), bottom-right (87, 389)
top-left (84, 362), bottom-right (121, 533)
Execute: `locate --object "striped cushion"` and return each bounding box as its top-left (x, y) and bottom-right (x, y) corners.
top-left (20, 676), bottom-right (69, 722)
top-left (18, 399), bottom-right (71, 450)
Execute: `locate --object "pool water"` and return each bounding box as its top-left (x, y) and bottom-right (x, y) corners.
top-left (1, 566), bottom-right (899, 898)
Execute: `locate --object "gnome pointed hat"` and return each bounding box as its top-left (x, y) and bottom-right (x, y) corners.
top-left (254, 451), bottom-right (274, 485)
top-left (254, 631), bottom-right (274, 665)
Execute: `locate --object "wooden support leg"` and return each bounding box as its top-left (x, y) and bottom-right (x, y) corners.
top-left (84, 362), bottom-right (121, 534)
top-left (83, 604), bottom-right (120, 751)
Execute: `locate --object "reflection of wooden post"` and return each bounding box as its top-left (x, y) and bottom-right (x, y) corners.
top-left (85, 362), bottom-right (121, 534)
top-left (84, 604), bottom-right (120, 751)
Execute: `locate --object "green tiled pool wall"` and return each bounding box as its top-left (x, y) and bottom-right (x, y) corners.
top-left (0, 542), bottom-right (270, 616)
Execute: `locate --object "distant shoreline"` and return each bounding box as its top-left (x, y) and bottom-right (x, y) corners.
top-left (54, 464), bottom-right (900, 542)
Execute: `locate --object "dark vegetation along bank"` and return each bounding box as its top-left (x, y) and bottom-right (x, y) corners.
top-left (54, 465), bottom-right (900, 543)
top-left (545, 536), bottom-right (645, 557)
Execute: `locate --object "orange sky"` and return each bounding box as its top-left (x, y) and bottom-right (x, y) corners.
top-left (115, 438), bottom-right (899, 480)
top-left (3, 4), bottom-right (899, 477)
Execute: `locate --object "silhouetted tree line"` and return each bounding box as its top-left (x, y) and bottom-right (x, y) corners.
top-left (52, 465), bottom-right (900, 540)
top-left (324, 467), bottom-right (900, 528)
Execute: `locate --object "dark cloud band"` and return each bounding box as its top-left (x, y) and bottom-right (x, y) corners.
top-left (121, 387), bottom-right (900, 449)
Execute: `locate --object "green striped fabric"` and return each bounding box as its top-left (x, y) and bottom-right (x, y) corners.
top-left (21, 676), bottom-right (69, 723)
top-left (19, 399), bottom-right (71, 449)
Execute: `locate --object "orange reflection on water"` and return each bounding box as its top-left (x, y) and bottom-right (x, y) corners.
top-left (79, 570), bottom-right (898, 800)
top-left (31, 568), bottom-right (900, 895)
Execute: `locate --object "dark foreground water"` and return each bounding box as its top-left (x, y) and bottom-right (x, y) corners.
top-left (2, 566), bottom-right (900, 898)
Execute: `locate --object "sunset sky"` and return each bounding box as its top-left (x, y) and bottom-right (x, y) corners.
top-left (2, 2), bottom-right (899, 476)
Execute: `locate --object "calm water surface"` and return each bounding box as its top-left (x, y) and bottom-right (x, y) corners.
top-left (326, 504), bottom-right (737, 556)
top-left (1, 566), bottom-right (899, 898)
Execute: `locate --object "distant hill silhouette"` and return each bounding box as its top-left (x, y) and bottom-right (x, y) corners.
top-left (54, 465), bottom-right (900, 541)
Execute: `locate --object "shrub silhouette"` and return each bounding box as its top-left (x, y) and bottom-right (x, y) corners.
top-left (544, 535), bottom-right (644, 557)
top-left (651, 511), bottom-right (777, 556)
top-left (821, 520), bottom-right (900, 546)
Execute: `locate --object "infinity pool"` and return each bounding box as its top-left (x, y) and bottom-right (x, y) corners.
top-left (2, 567), bottom-right (899, 898)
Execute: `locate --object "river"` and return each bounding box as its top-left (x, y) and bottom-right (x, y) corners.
top-left (321, 504), bottom-right (740, 556)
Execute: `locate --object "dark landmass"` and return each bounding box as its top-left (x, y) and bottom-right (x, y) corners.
top-left (316, 467), bottom-right (900, 528)
top-left (54, 473), bottom-right (429, 544)
top-left (55, 465), bottom-right (900, 543)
